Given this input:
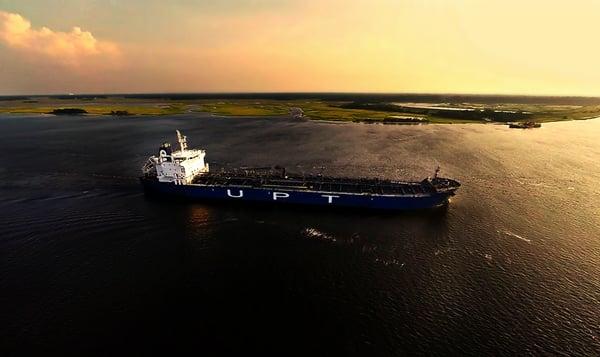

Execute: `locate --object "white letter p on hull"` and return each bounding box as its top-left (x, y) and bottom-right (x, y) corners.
top-left (272, 192), bottom-right (290, 200)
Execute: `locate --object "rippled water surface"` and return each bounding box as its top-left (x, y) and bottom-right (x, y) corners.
top-left (1, 114), bottom-right (599, 355)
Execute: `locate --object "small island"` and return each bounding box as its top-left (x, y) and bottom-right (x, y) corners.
top-left (508, 121), bottom-right (542, 129)
top-left (108, 110), bottom-right (133, 116)
top-left (355, 116), bottom-right (429, 124)
top-left (50, 108), bottom-right (88, 115)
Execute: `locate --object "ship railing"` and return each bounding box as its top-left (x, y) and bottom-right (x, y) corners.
top-left (142, 157), bottom-right (156, 174)
top-left (193, 171), bottom-right (440, 195)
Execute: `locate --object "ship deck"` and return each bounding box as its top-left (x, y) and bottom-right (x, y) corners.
top-left (192, 171), bottom-right (436, 196)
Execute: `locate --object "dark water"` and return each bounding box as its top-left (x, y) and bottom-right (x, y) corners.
top-left (1, 114), bottom-right (599, 356)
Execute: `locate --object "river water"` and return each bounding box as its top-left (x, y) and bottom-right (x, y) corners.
top-left (1, 114), bottom-right (599, 355)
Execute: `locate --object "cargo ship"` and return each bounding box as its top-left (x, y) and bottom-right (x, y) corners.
top-left (140, 131), bottom-right (460, 210)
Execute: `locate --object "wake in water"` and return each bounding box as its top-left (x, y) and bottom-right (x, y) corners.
top-left (499, 230), bottom-right (531, 243)
top-left (302, 227), bottom-right (337, 242)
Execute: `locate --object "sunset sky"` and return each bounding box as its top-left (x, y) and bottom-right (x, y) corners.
top-left (1, 0), bottom-right (599, 96)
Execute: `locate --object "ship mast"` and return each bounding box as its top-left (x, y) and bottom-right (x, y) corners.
top-left (176, 130), bottom-right (187, 152)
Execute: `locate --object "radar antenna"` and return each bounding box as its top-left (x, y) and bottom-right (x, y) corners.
top-left (176, 130), bottom-right (187, 152)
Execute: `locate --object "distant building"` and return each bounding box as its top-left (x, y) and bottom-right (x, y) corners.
top-left (289, 107), bottom-right (304, 119)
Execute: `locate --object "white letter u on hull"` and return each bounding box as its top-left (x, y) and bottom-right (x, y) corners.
top-left (227, 189), bottom-right (244, 198)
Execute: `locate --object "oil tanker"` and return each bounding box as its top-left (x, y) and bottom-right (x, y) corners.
top-left (140, 131), bottom-right (460, 210)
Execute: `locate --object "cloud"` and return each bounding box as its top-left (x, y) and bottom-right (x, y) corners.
top-left (0, 11), bottom-right (119, 66)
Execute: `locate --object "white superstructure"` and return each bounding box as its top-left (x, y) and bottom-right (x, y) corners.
top-left (142, 130), bottom-right (209, 184)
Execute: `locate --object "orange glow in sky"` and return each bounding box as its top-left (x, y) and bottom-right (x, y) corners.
top-left (1, 0), bottom-right (599, 96)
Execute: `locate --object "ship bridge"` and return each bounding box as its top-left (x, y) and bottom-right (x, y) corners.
top-left (142, 130), bottom-right (209, 184)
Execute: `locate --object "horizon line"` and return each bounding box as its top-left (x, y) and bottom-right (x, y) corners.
top-left (2, 91), bottom-right (600, 99)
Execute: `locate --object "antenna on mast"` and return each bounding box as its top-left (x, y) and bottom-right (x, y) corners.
top-left (176, 130), bottom-right (187, 152)
top-left (434, 166), bottom-right (440, 179)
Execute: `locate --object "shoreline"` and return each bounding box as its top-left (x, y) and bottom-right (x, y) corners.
top-left (1, 110), bottom-right (598, 126)
top-left (2, 97), bottom-right (600, 124)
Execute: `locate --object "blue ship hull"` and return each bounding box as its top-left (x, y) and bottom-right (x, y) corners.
top-left (140, 178), bottom-right (453, 210)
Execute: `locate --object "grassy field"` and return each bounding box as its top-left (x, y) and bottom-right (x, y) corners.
top-left (1, 96), bottom-right (600, 124)
top-left (194, 100), bottom-right (396, 121)
top-left (195, 100), bottom-right (600, 123)
top-left (0, 102), bottom-right (188, 115)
